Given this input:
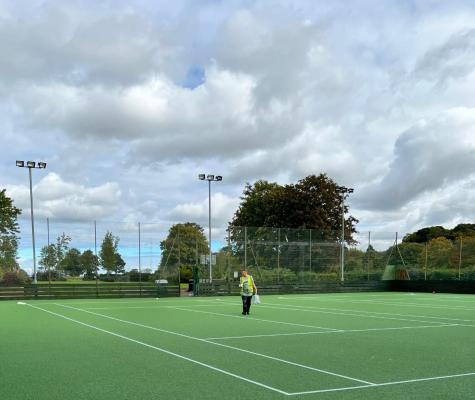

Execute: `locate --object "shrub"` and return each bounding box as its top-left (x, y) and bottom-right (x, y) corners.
top-left (1, 270), bottom-right (31, 285)
top-left (36, 271), bottom-right (67, 281)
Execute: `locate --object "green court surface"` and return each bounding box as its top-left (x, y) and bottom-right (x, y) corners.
top-left (1, 292), bottom-right (475, 399)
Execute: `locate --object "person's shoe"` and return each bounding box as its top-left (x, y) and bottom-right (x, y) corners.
top-left (246, 312), bottom-right (250, 315)
top-left (242, 312), bottom-right (246, 315)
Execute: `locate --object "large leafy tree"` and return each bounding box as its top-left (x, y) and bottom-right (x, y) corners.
top-left (61, 248), bottom-right (83, 276)
top-left (80, 250), bottom-right (99, 279)
top-left (99, 231), bottom-right (122, 275)
top-left (160, 223), bottom-right (208, 279)
top-left (230, 174), bottom-right (358, 242)
top-left (114, 253), bottom-right (126, 274)
top-left (403, 224), bottom-right (475, 244)
top-left (0, 189), bottom-right (22, 272)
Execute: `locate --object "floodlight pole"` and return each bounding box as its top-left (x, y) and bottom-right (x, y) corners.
top-left (208, 179), bottom-right (212, 283)
top-left (16, 160), bottom-right (47, 284)
top-left (198, 174), bottom-right (222, 283)
top-left (341, 198), bottom-right (345, 283)
top-left (28, 167), bottom-right (37, 283)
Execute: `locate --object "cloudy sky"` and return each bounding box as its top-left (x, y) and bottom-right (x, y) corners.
top-left (2, 0), bottom-right (475, 267)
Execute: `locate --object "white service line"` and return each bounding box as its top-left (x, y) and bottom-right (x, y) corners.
top-left (261, 302), bottom-right (474, 323)
top-left (287, 371), bottom-right (475, 396)
top-left (54, 303), bottom-right (373, 385)
top-left (331, 299), bottom-right (475, 311)
top-left (168, 306), bottom-right (339, 331)
top-left (214, 300), bottom-right (453, 326)
top-left (20, 302), bottom-right (289, 396)
top-left (204, 323), bottom-right (459, 340)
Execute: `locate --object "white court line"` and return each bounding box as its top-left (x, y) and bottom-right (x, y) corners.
top-left (260, 302), bottom-right (475, 323)
top-left (168, 306), bottom-right (340, 331)
top-left (287, 371), bottom-right (475, 396)
top-left (55, 303), bottom-right (373, 385)
top-left (334, 299), bottom-right (475, 311)
top-left (214, 300), bottom-right (453, 326)
top-left (20, 303), bottom-right (289, 396)
top-left (84, 304), bottom-right (228, 310)
top-left (204, 323), bottom-right (459, 340)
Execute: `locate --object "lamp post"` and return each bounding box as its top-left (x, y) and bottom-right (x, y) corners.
top-left (198, 174), bottom-right (222, 283)
top-left (16, 160), bottom-right (47, 283)
top-left (340, 187), bottom-right (354, 283)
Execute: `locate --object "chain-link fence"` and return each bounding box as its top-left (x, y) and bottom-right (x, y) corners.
top-left (10, 220), bottom-right (475, 285)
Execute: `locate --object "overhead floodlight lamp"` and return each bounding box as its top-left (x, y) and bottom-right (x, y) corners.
top-left (207, 174), bottom-right (214, 181)
top-left (38, 162), bottom-right (47, 169)
top-left (348, 188), bottom-right (354, 193)
top-left (16, 160), bottom-right (24, 167)
top-left (198, 174), bottom-right (206, 180)
top-left (215, 176), bottom-right (222, 181)
top-left (26, 161), bottom-right (36, 168)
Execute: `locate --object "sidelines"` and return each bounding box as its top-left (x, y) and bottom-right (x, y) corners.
top-left (204, 323), bottom-right (460, 340)
top-left (168, 306), bottom-right (340, 331)
top-left (213, 299), bottom-right (455, 326)
top-left (87, 298), bottom-right (475, 324)
top-left (258, 302), bottom-right (475, 323)
top-left (54, 303), bottom-right (374, 385)
top-left (330, 299), bottom-right (475, 311)
top-left (287, 371), bottom-right (475, 396)
top-left (19, 302), bottom-right (289, 396)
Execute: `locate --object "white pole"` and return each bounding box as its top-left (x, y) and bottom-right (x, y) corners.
top-left (28, 167), bottom-right (37, 283)
top-left (208, 180), bottom-right (212, 283)
top-left (341, 197), bottom-right (345, 282)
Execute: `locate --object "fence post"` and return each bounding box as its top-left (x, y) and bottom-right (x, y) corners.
top-left (95, 220), bottom-right (98, 298)
top-left (309, 229), bottom-right (312, 273)
top-left (138, 222), bottom-right (142, 297)
top-left (227, 229), bottom-right (231, 295)
top-left (424, 242), bottom-right (428, 281)
top-left (459, 236), bottom-right (463, 280)
top-left (367, 231), bottom-right (371, 281)
top-left (244, 226), bottom-right (247, 269)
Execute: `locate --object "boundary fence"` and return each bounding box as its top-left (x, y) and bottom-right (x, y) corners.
top-left (0, 283), bottom-right (179, 301)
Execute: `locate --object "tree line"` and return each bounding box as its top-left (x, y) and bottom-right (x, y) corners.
top-left (37, 231), bottom-right (125, 280)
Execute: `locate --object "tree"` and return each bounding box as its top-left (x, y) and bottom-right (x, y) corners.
top-left (114, 253), bottom-right (126, 275)
top-left (0, 189), bottom-right (21, 272)
top-left (0, 189), bottom-right (21, 235)
top-left (39, 244), bottom-right (57, 280)
top-left (230, 174), bottom-right (357, 242)
top-left (54, 233), bottom-right (72, 275)
top-left (99, 231), bottom-right (121, 275)
top-left (61, 248), bottom-right (83, 276)
top-left (0, 236), bottom-right (20, 272)
top-left (159, 223), bottom-right (208, 280)
top-left (80, 250), bottom-right (99, 280)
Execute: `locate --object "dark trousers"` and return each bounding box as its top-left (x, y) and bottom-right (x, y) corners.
top-left (242, 295), bottom-right (252, 314)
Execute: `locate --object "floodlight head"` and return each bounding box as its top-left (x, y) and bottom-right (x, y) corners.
top-left (206, 174), bottom-right (214, 181)
top-left (16, 160), bottom-right (24, 167)
top-left (215, 176), bottom-right (223, 181)
top-left (38, 162), bottom-right (47, 169)
top-left (348, 188), bottom-right (354, 193)
top-left (26, 161), bottom-right (36, 168)
top-left (198, 174), bottom-right (206, 180)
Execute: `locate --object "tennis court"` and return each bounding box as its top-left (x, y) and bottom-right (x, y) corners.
top-left (2, 292), bottom-right (475, 399)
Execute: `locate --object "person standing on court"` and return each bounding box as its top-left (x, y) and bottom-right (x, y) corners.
top-left (239, 270), bottom-right (257, 315)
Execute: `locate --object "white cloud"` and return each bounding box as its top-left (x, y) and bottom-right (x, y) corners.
top-left (2, 0), bottom-right (475, 250)
top-left (169, 192), bottom-right (240, 227)
top-left (6, 173), bottom-right (121, 221)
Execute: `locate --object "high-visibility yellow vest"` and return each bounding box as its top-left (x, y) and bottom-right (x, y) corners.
top-left (240, 275), bottom-right (254, 296)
